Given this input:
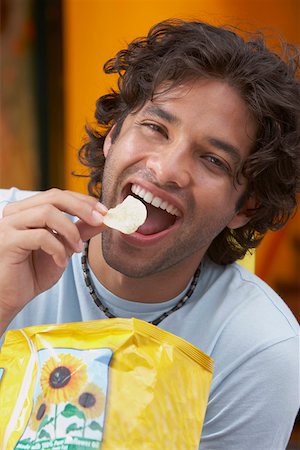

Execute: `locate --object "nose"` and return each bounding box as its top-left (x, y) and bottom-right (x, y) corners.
top-left (145, 144), bottom-right (191, 188)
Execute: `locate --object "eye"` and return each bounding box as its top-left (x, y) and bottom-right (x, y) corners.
top-left (141, 122), bottom-right (168, 139)
top-left (202, 155), bottom-right (232, 175)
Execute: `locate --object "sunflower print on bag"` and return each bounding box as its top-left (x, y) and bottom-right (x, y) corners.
top-left (15, 347), bottom-right (113, 449)
top-left (40, 353), bottom-right (88, 404)
top-left (75, 383), bottom-right (106, 419)
top-left (28, 394), bottom-right (50, 431)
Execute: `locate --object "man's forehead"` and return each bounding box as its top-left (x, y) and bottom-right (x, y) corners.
top-left (152, 81), bottom-right (196, 103)
top-left (139, 78), bottom-right (235, 114)
top-left (135, 81), bottom-right (198, 120)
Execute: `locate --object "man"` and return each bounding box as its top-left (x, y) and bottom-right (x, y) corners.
top-left (0, 19), bottom-right (299, 449)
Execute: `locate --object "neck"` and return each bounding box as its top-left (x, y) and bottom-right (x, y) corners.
top-left (88, 235), bottom-right (203, 303)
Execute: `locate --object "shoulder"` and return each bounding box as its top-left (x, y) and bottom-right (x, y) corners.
top-left (172, 256), bottom-right (298, 354)
top-left (201, 258), bottom-right (299, 390)
top-left (202, 257), bottom-right (299, 338)
top-left (187, 256), bottom-right (299, 373)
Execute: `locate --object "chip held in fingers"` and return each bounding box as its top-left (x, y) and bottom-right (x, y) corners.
top-left (103, 195), bottom-right (147, 234)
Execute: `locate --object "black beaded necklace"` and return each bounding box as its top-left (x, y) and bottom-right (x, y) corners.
top-left (81, 241), bottom-right (201, 326)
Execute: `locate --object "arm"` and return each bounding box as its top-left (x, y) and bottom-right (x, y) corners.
top-left (0, 188), bottom-right (107, 335)
top-left (200, 336), bottom-right (299, 449)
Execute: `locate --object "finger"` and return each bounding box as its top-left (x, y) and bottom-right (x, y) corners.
top-left (64, 190), bottom-right (101, 203)
top-left (4, 189), bottom-right (98, 214)
top-left (5, 228), bottom-right (71, 268)
top-left (3, 189), bottom-right (108, 226)
top-left (4, 204), bottom-right (84, 253)
top-left (75, 220), bottom-right (107, 242)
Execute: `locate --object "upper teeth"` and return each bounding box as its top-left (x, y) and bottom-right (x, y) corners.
top-left (131, 184), bottom-right (180, 216)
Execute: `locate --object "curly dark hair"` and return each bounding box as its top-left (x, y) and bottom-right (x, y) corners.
top-left (78, 18), bottom-right (300, 265)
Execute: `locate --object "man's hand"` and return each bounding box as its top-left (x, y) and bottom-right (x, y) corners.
top-left (0, 189), bottom-right (107, 334)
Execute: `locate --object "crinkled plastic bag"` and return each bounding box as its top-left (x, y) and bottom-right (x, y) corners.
top-left (0, 318), bottom-right (213, 449)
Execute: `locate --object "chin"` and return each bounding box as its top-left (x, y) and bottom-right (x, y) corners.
top-left (104, 255), bottom-right (152, 278)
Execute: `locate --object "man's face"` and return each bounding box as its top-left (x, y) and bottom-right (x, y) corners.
top-left (100, 79), bottom-right (257, 278)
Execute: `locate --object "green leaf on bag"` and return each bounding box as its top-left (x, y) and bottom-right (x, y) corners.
top-left (89, 420), bottom-right (103, 432)
top-left (39, 429), bottom-right (51, 439)
top-left (66, 422), bottom-right (81, 433)
top-left (61, 403), bottom-right (85, 419)
top-left (37, 414), bottom-right (54, 432)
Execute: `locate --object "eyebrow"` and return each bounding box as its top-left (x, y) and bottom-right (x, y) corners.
top-left (143, 104), bottom-right (180, 125)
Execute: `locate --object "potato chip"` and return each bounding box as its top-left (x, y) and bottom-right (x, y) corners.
top-left (103, 195), bottom-right (147, 234)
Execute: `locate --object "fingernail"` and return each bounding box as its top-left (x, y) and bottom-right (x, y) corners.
top-left (95, 202), bottom-right (108, 214)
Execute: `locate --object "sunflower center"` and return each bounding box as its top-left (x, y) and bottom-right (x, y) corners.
top-left (36, 403), bottom-right (46, 421)
top-left (49, 366), bottom-right (71, 389)
top-left (79, 392), bottom-right (96, 409)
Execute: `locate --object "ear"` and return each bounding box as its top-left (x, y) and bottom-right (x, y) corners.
top-left (227, 194), bottom-right (258, 229)
top-left (103, 125), bottom-right (116, 158)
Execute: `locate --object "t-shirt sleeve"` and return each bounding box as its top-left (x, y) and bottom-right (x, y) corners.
top-left (199, 335), bottom-right (299, 449)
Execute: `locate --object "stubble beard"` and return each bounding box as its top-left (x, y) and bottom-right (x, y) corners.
top-left (100, 227), bottom-right (204, 278)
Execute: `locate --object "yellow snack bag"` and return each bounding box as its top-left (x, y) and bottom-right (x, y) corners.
top-left (0, 318), bottom-right (213, 450)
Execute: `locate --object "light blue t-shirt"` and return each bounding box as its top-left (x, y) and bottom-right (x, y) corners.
top-left (0, 188), bottom-right (299, 449)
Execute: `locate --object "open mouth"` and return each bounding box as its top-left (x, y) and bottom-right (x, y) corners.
top-left (129, 183), bottom-right (181, 235)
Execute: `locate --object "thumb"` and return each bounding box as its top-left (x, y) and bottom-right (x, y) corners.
top-left (75, 219), bottom-right (107, 242)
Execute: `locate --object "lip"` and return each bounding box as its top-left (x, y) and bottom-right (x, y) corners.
top-left (119, 216), bottom-right (183, 247)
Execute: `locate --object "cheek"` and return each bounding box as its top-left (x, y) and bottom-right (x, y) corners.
top-left (192, 183), bottom-right (240, 221)
top-left (110, 133), bottom-right (147, 167)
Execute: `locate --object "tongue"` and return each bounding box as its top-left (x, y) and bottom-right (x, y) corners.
top-left (137, 203), bottom-right (175, 235)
